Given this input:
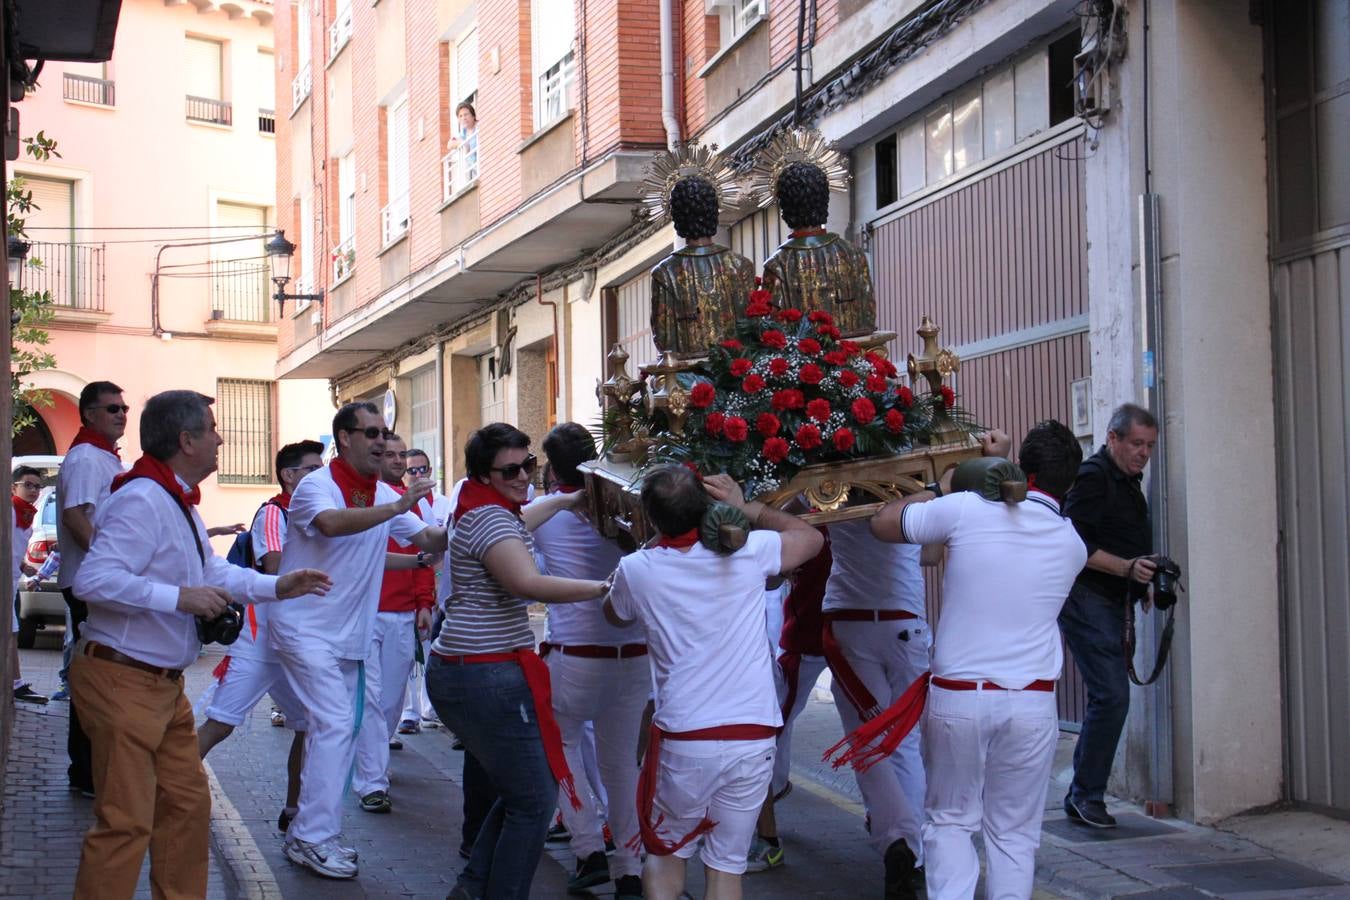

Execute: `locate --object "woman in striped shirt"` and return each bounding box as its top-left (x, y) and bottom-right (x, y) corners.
top-left (428, 423), bottom-right (611, 900)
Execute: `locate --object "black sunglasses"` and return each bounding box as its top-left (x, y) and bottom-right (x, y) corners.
top-left (86, 403), bottom-right (130, 415)
top-left (406, 464), bottom-right (431, 476)
top-left (346, 426), bottom-right (394, 440)
top-left (490, 454), bottom-right (537, 480)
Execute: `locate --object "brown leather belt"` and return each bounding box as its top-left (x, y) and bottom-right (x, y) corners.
top-left (931, 675), bottom-right (1055, 692)
top-left (84, 642), bottom-right (184, 681)
top-left (824, 609), bottom-right (918, 622)
top-left (539, 642), bottom-right (648, 659)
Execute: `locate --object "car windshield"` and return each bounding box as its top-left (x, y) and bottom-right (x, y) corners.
top-left (40, 492), bottom-right (57, 526)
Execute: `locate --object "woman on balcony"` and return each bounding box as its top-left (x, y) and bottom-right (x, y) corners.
top-left (447, 101), bottom-right (478, 186)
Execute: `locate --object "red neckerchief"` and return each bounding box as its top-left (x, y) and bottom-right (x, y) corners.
top-left (555, 484), bottom-right (582, 494)
top-left (790, 227), bottom-right (827, 238)
top-left (656, 528), bottom-right (699, 549)
top-left (11, 495), bottom-right (36, 529)
top-left (112, 455), bottom-right (201, 507)
top-left (269, 492), bottom-right (291, 510)
top-left (69, 425), bottom-right (121, 460)
top-left (330, 456), bottom-right (378, 508)
top-left (454, 478), bottom-right (522, 523)
top-left (1026, 474), bottom-right (1062, 503)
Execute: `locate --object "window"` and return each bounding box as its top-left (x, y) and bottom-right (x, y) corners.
top-left (382, 95), bottom-right (410, 244)
top-left (532, 0), bottom-right (575, 130)
top-left (217, 379), bottom-right (273, 485)
top-left (408, 365), bottom-right (441, 483)
top-left (444, 26), bottom-right (480, 198)
top-left (292, 0), bottom-right (313, 111)
top-left (874, 135), bottom-right (898, 209)
top-left (478, 353), bottom-right (506, 424)
top-left (185, 36), bottom-right (231, 125)
top-left (258, 50), bottom-right (275, 133)
top-left (212, 202), bottom-right (269, 322)
top-left (334, 153), bottom-right (356, 282)
top-left (453, 27), bottom-right (478, 107)
top-left (19, 176), bottom-right (96, 311)
top-left (297, 190), bottom-right (314, 309)
top-left (712, 0), bottom-right (764, 46)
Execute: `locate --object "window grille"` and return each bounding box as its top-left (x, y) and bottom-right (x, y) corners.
top-left (217, 379), bottom-right (273, 484)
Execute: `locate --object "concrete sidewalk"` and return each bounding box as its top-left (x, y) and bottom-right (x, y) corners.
top-left (4, 638), bottom-right (1349, 898)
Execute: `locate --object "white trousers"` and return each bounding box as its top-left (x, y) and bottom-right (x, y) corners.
top-left (353, 610), bottom-right (417, 796)
top-left (546, 651), bottom-right (650, 877)
top-left (275, 645), bottom-right (360, 845)
top-left (400, 637), bottom-right (437, 724)
top-left (829, 617), bottom-right (930, 857)
top-left (773, 652), bottom-right (829, 794)
top-left (922, 685), bottom-right (1058, 900)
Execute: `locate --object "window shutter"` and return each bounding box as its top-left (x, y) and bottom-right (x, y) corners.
top-left (338, 154), bottom-right (356, 242)
top-left (455, 28), bottom-right (478, 103)
top-left (185, 37), bottom-right (223, 100)
top-left (533, 0), bottom-right (574, 70)
top-left (22, 177), bottom-right (74, 236)
top-left (387, 97), bottom-right (410, 202)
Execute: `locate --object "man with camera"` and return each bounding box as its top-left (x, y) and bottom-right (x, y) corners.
top-left (1060, 403), bottom-right (1160, 828)
top-left (69, 391), bottom-right (332, 898)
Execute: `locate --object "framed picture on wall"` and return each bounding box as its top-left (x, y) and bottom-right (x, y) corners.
top-left (1070, 377), bottom-right (1092, 437)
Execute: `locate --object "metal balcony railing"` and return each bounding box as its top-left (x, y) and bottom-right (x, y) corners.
top-left (291, 62), bottom-right (313, 113)
top-left (331, 236), bottom-right (355, 283)
top-left (381, 194), bottom-right (409, 246)
top-left (258, 108), bottom-right (276, 134)
top-left (442, 140), bottom-right (478, 201)
top-left (329, 4), bottom-right (353, 59)
top-left (24, 242), bottom-right (105, 312)
top-left (210, 258), bottom-right (270, 323)
top-left (63, 73), bottom-right (115, 106)
top-left (186, 95), bottom-right (232, 126)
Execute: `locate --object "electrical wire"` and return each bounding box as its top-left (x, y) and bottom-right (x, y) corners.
top-left (20, 232), bottom-right (274, 247)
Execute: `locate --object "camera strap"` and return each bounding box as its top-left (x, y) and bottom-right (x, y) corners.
top-left (1123, 596), bottom-right (1175, 687)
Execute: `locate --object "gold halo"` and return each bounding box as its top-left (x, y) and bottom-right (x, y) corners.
top-left (746, 128), bottom-right (850, 208)
top-left (638, 142), bottom-right (740, 220)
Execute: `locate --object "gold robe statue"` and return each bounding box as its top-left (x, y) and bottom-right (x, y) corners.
top-left (762, 232), bottom-right (876, 337)
top-left (650, 243), bottom-right (757, 358)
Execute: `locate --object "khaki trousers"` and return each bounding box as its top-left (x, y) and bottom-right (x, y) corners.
top-left (70, 652), bottom-right (211, 899)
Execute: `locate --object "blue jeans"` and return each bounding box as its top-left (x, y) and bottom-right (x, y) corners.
top-left (1058, 581), bottom-right (1129, 805)
top-left (427, 656), bottom-right (556, 900)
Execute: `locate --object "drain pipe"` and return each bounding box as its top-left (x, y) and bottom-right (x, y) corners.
top-left (659, 0), bottom-right (680, 150)
top-left (536, 273), bottom-right (562, 422)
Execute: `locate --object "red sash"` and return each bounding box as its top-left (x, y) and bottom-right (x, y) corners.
top-left (69, 425), bottom-right (121, 459)
top-left (330, 456), bottom-right (377, 508)
top-left (823, 672), bottom-right (931, 773)
top-left (112, 455), bottom-right (201, 507)
top-left (820, 609), bottom-right (917, 720)
top-left (12, 496), bottom-right (36, 530)
top-left (432, 648), bottom-right (581, 810)
top-left (633, 723), bottom-right (779, 855)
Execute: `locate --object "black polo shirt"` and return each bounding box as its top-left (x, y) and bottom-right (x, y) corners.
top-left (1062, 446), bottom-right (1152, 599)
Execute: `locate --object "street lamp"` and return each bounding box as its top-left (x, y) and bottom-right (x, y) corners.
top-left (264, 229), bottom-right (324, 317)
top-left (8, 236), bottom-right (29, 326)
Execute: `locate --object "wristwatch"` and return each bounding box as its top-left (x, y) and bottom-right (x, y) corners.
top-left (415, 551), bottom-right (430, 568)
top-left (923, 481), bottom-right (944, 498)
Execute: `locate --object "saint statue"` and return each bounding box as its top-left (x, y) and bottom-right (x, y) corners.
top-left (642, 144), bottom-right (755, 358)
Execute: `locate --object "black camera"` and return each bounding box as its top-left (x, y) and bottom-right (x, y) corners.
top-left (1147, 556), bottom-right (1182, 610)
top-left (196, 602), bottom-right (245, 646)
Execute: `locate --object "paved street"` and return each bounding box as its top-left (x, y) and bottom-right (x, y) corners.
top-left (4, 629), bottom-right (1349, 898)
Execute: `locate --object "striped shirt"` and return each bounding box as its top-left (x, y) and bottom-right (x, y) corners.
top-left (432, 505), bottom-right (536, 654)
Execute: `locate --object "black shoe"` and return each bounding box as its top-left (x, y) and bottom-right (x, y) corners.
top-left (13, 684), bottom-right (48, 704)
top-left (883, 839), bottom-right (918, 900)
top-left (614, 874), bottom-right (644, 899)
top-left (546, 816), bottom-right (571, 843)
top-left (1065, 796), bottom-right (1117, 828)
top-left (567, 850), bottom-right (610, 893)
top-left (457, 842), bottom-right (472, 860)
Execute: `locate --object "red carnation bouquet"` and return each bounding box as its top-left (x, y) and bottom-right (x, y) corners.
top-left (638, 288), bottom-right (976, 498)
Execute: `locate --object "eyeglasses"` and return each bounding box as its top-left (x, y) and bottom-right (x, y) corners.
top-left (14, 480), bottom-right (42, 491)
top-left (490, 454), bottom-right (537, 480)
top-left (283, 464), bottom-right (323, 475)
top-left (345, 426), bottom-right (393, 440)
top-left (86, 404), bottom-right (130, 415)
top-left (406, 465), bottom-right (431, 476)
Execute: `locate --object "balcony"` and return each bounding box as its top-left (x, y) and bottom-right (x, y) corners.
top-left (186, 95), bottom-right (232, 126)
top-left (291, 61), bottom-right (312, 113)
top-left (381, 194), bottom-right (409, 246)
top-left (25, 242), bottom-right (105, 317)
top-left (331, 236), bottom-right (355, 284)
top-left (63, 73), bottom-right (115, 106)
top-left (209, 258), bottom-right (270, 323)
top-left (258, 108), bottom-right (276, 135)
top-left (442, 141), bottom-right (478, 202)
top-left (329, 4), bottom-right (353, 60)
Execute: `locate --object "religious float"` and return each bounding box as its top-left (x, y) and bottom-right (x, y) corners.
top-left (580, 131), bottom-right (984, 543)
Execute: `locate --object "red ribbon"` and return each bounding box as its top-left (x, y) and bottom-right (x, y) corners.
top-left (211, 655), bottom-right (232, 682)
top-left (821, 617), bottom-right (883, 720)
top-left (112, 455), bottom-right (201, 507)
top-left (330, 456), bottom-right (378, 509)
top-left (655, 528), bottom-right (699, 550)
top-left (822, 672), bottom-right (931, 773)
top-left (453, 478), bottom-right (522, 523)
top-left (11, 495), bottom-right (36, 530)
top-left (69, 425), bottom-right (121, 460)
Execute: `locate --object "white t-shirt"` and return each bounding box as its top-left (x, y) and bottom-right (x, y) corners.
top-left (822, 518), bottom-right (925, 615)
top-left (533, 502), bottom-right (631, 646)
top-left (12, 508), bottom-right (31, 589)
top-left (608, 531), bottom-right (784, 733)
top-left (56, 442), bottom-right (123, 589)
top-left (435, 479), bottom-right (467, 604)
top-left (231, 500), bottom-right (289, 662)
top-left (901, 492), bottom-right (1087, 687)
top-left (269, 467), bottom-right (427, 660)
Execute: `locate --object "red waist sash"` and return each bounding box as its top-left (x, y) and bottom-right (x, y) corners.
top-left (821, 609), bottom-right (919, 720)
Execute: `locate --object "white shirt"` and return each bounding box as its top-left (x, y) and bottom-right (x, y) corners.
top-left (269, 467), bottom-right (427, 660)
top-left (436, 479), bottom-right (467, 604)
top-left (532, 501), bottom-right (632, 646)
top-left (75, 476), bottom-right (280, 670)
top-left (901, 492), bottom-right (1087, 687)
top-left (230, 499), bottom-right (289, 662)
top-left (609, 531), bottom-right (784, 733)
top-left (418, 492), bottom-right (453, 529)
top-left (12, 508), bottom-right (31, 587)
top-left (56, 442), bottom-right (123, 589)
top-left (822, 518), bottom-right (925, 615)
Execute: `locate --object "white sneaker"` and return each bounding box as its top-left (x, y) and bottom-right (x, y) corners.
top-left (284, 837), bottom-right (359, 879)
